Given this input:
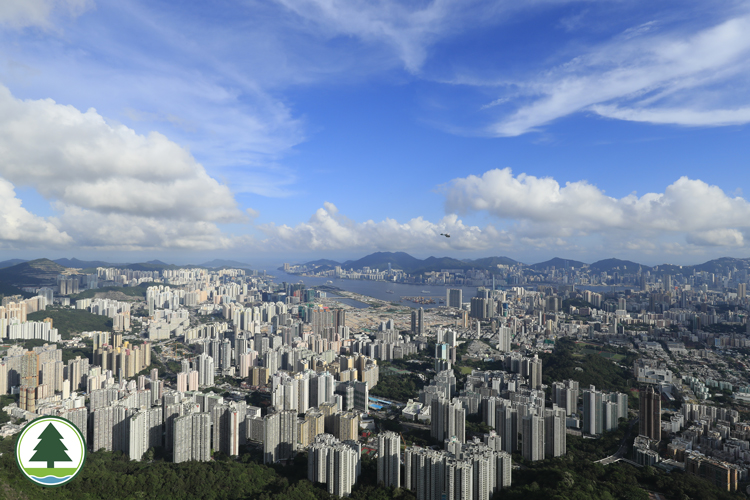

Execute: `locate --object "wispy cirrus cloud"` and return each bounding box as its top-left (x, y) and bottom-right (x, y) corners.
top-left (0, 0), bottom-right (93, 30)
top-left (487, 12), bottom-right (750, 135)
top-left (274, 0), bottom-right (589, 73)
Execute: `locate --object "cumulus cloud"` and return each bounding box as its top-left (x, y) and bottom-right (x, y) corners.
top-left (0, 85), bottom-right (252, 251)
top-left (0, 178), bottom-right (72, 247)
top-left (444, 168), bottom-right (750, 248)
top-left (51, 205), bottom-right (239, 251)
top-left (0, 0), bottom-right (93, 29)
top-left (258, 202), bottom-right (509, 252)
top-left (0, 85), bottom-right (242, 223)
top-left (489, 14), bottom-right (750, 135)
top-left (686, 229), bottom-right (745, 247)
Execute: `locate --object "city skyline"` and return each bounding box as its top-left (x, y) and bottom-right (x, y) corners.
top-left (1, 1), bottom-right (750, 265)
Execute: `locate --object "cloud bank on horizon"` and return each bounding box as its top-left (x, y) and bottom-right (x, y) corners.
top-left (0, 0), bottom-right (749, 263)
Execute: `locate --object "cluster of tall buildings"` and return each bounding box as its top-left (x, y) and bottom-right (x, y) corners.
top-left (308, 434), bottom-right (361, 496)
top-left (0, 296), bottom-right (58, 341)
top-left (581, 385), bottom-right (629, 436)
top-left (404, 437), bottom-right (512, 500)
top-left (1, 344), bottom-right (90, 412)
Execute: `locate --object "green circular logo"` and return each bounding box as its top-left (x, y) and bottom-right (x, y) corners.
top-left (15, 415), bottom-right (87, 487)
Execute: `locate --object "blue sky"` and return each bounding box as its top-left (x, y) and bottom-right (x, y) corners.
top-left (1, 0), bottom-right (750, 267)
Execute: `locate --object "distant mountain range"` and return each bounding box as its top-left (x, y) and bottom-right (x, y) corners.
top-left (290, 252), bottom-right (750, 276)
top-left (1, 253), bottom-right (749, 296)
top-left (0, 259), bottom-right (27, 269)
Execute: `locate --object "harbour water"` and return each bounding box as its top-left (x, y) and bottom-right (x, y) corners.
top-left (268, 270), bottom-right (483, 309)
top-left (267, 270), bottom-right (634, 309)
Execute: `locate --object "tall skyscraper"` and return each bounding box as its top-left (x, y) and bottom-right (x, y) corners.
top-left (411, 307), bottom-right (425, 335)
top-left (522, 413), bottom-right (545, 461)
top-left (93, 404), bottom-right (131, 453)
top-left (497, 326), bottom-right (511, 353)
top-left (495, 403), bottom-right (518, 454)
top-left (264, 410), bottom-right (298, 464)
top-left (552, 379), bottom-right (579, 416)
top-left (431, 397), bottom-right (465, 443)
top-left (173, 412), bottom-right (211, 463)
top-left (639, 385), bottom-right (661, 441)
top-left (526, 355), bottom-right (542, 389)
top-left (447, 289), bottom-right (463, 309)
top-left (198, 353), bottom-right (214, 387)
top-left (377, 431), bottom-right (401, 488)
top-left (544, 406), bottom-right (567, 458)
top-left (582, 386), bottom-right (603, 435)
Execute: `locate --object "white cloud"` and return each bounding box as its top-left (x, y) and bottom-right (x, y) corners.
top-left (0, 85), bottom-right (242, 223)
top-left (0, 178), bottom-right (72, 247)
top-left (686, 229), bottom-right (744, 247)
top-left (52, 205), bottom-right (241, 251)
top-left (591, 104), bottom-right (750, 126)
top-left (274, 0), bottom-right (577, 73)
top-left (275, 0), bottom-right (463, 72)
top-left (0, 0), bottom-right (93, 29)
top-left (0, 85), bottom-right (255, 251)
top-left (489, 13), bottom-right (750, 135)
top-left (444, 168), bottom-right (750, 248)
top-left (258, 202), bottom-right (509, 252)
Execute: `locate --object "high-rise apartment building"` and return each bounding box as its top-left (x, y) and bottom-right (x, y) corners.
top-left (639, 385), bottom-right (661, 441)
top-left (264, 410), bottom-right (298, 464)
top-left (377, 431), bottom-right (401, 488)
top-left (447, 289), bottom-right (463, 309)
top-left (521, 413), bottom-right (545, 461)
top-left (173, 412), bottom-right (211, 463)
top-left (198, 353), bottom-right (214, 387)
top-left (431, 397), bottom-right (465, 443)
top-left (552, 379), bottom-right (579, 416)
top-left (308, 434), bottom-right (361, 497)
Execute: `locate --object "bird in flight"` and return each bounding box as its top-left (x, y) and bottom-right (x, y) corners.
top-left (440, 233), bottom-right (451, 238)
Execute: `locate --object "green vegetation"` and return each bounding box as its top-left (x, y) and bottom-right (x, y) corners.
top-left (0, 438), bottom-right (417, 500)
top-left (0, 420), bottom-right (741, 500)
top-left (0, 281), bottom-right (34, 299)
top-left (0, 394), bottom-right (17, 424)
top-left (567, 421), bottom-right (630, 461)
top-left (499, 456), bottom-right (743, 500)
top-left (540, 339), bottom-right (636, 393)
top-left (562, 298), bottom-right (595, 311)
top-left (27, 307), bottom-right (113, 339)
top-left (0, 258), bottom-right (65, 287)
top-left (61, 347), bottom-right (93, 364)
top-left (466, 413), bottom-right (490, 436)
top-left (370, 372), bottom-right (425, 402)
top-left (69, 283), bottom-right (151, 301)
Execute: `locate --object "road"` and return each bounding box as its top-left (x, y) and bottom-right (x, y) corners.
top-left (597, 417), bottom-right (639, 465)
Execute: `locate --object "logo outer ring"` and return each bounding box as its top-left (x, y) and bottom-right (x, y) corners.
top-left (15, 415), bottom-right (87, 488)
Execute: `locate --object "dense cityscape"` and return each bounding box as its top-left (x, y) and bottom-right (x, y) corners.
top-left (2, 1), bottom-right (750, 499)
top-left (1, 253), bottom-right (749, 499)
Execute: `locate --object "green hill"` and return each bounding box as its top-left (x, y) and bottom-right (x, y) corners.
top-left (0, 258), bottom-right (67, 287)
top-left (529, 257), bottom-right (586, 270)
top-left (27, 308), bottom-right (113, 339)
top-left (588, 258), bottom-right (648, 274)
